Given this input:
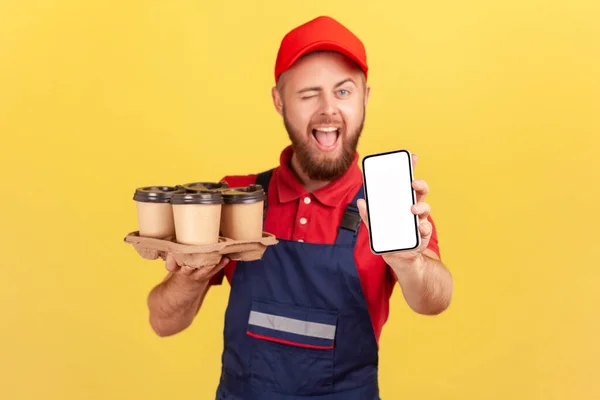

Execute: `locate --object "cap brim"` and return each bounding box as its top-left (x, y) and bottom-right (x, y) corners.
top-left (281, 40), bottom-right (368, 80)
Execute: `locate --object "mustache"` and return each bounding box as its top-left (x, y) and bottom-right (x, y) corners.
top-left (309, 119), bottom-right (344, 129)
top-left (311, 118), bottom-right (343, 123)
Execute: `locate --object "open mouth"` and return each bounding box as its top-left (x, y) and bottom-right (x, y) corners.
top-left (311, 127), bottom-right (341, 152)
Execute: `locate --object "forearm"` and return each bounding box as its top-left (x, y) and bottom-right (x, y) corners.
top-left (388, 254), bottom-right (453, 315)
top-left (147, 273), bottom-right (210, 336)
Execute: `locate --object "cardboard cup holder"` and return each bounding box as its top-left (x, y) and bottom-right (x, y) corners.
top-left (124, 231), bottom-right (278, 269)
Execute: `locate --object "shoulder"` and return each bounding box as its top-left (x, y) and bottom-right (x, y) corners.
top-left (219, 174), bottom-right (259, 187)
top-left (220, 168), bottom-right (278, 190)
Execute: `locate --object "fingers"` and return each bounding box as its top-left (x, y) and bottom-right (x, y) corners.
top-left (410, 153), bottom-right (428, 203)
top-left (412, 179), bottom-right (428, 195)
top-left (411, 201), bottom-right (431, 220)
top-left (179, 265), bottom-right (196, 276)
top-left (166, 252), bottom-right (203, 276)
top-left (419, 218), bottom-right (433, 238)
top-left (189, 257), bottom-right (230, 280)
top-left (166, 254), bottom-right (231, 281)
top-left (412, 179), bottom-right (429, 203)
top-left (165, 253), bottom-right (180, 272)
top-left (216, 256), bottom-right (231, 269)
top-left (203, 256), bottom-right (230, 274)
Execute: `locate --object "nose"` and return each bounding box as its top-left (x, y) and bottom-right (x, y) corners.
top-left (318, 93), bottom-right (338, 116)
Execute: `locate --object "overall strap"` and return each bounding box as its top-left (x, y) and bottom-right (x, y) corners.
top-left (335, 184), bottom-right (365, 247)
top-left (255, 169), bottom-right (273, 193)
top-left (255, 169), bottom-right (274, 221)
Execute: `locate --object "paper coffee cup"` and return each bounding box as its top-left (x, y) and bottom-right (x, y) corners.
top-left (220, 184), bottom-right (266, 241)
top-left (181, 181), bottom-right (229, 192)
top-left (171, 190), bottom-right (224, 245)
top-left (133, 186), bottom-right (179, 238)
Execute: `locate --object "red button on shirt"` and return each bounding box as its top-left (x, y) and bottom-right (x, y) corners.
top-left (210, 145), bottom-right (441, 344)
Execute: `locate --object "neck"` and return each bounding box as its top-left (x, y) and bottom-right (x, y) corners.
top-left (290, 153), bottom-right (331, 193)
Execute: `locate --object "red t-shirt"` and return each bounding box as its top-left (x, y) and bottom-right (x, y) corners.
top-left (210, 145), bottom-right (441, 343)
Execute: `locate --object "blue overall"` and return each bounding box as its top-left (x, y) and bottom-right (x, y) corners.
top-left (215, 169), bottom-right (380, 400)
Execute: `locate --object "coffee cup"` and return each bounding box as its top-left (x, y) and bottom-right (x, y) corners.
top-left (133, 186), bottom-right (179, 238)
top-left (220, 184), bottom-right (266, 241)
top-left (170, 190), bottom-right (224, 245)
top-left (181, 181), bottom-right (228, 192)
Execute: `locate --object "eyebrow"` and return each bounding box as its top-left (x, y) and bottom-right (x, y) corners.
top-left (296, 78), bottom-right (357, 94)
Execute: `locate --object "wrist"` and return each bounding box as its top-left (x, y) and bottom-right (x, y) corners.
top-left (170, 272), bottom-right (209, 293)
top-left (387, 252), bottom-right (426, 277)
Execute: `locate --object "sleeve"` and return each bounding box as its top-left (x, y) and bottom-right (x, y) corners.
top-left (426, 215), bottom-right (441, 259)
top-left (220, 174), bottom-right (259, 189)
top-left (208, 270), bottom-right (224, 285)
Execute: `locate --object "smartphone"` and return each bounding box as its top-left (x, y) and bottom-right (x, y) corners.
top-left (362, 149), bottom-right (420, 254)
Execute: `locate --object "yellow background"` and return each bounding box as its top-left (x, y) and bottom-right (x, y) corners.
top-left (1, 0), bottom-right (599, 399)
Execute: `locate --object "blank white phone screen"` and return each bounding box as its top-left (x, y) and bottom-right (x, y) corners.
top-left (363, 150), bottom-right (419, 253)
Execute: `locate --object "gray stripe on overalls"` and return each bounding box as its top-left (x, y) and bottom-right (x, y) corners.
top-left (248, 311), bottom-right (336, 340)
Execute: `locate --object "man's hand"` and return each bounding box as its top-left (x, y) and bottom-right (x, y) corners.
top-left (356, 153), bottom-right (453, 315)
top-left (356, 153), bottom-right (434, 265)
top-left (164, 253), bottom-right (230, 286)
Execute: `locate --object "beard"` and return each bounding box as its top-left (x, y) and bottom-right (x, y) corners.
top-left (282, 106), bottom-right (365, 181)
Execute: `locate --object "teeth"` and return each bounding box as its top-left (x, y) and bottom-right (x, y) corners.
top-left (314, 127), bottom-right (338, 132)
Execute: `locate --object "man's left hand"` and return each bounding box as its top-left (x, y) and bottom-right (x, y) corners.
top-left (356, 153), bottom-right (434, 266)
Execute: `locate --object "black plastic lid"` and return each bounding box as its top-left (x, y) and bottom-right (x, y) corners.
top-left (170, 190), bottom-right (224, 205)
top-left (133, 186), bottom-right (179, 203)
top-left (181, 181), bottom-right (229, 192)
top-left (221, 184), bottom-right (266, 204)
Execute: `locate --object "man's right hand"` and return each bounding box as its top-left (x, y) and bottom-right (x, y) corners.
top-left (164, 253), bottom-right (230, 284)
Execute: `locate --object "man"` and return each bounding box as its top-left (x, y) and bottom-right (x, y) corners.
top-left (147, 16), bottom-right (453, 399)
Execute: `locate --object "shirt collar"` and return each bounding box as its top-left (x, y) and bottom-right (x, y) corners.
top-left (275, 145), bottom-right (363, 208)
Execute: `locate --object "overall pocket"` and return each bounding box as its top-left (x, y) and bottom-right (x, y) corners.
top-left (247, 298), bottom-right (338, 395)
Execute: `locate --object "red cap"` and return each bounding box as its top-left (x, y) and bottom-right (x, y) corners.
top-left (274, 16), bottom-right (368, 83)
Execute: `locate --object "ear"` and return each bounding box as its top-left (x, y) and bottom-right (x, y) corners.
top-left (364, 84), bottom-right (371, 107)
top-left (272, 86), bottom-right (284, 116)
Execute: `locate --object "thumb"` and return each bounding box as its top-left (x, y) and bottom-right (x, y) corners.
top-left (165, 252), bottom-right (180, 272)
top-left (356, 199), bottom-right (369, 231)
